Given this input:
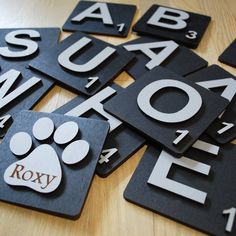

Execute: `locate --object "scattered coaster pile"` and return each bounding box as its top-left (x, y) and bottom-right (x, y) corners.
top-left (0, 1), bottom-right (235, 235)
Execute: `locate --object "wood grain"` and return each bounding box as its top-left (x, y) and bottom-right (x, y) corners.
top-left (0, 0), bottom-right (235, 235)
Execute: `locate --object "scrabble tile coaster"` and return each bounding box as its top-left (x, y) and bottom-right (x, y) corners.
top-left (121, 36), bottom-right (207, 79)
top-left (133, 4), bottom-right (211, 48)
top-left (0, 28), bottom-right (60, 67)
top-left (186, 65), bottom-right (236, 144)
top-left (54, 84), bottom-right (146, 177)
top-left (30, 32), bottom-right (134, 96)
top-left (63, 1), bottom-right (137, 37)
top-left (124, 138), bottom-right (236, 236)
top-left (0, 63), bottom-right (54, 138)
top-left (104, 67), bottom-right (229, 156)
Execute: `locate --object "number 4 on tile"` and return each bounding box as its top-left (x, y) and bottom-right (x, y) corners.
top-left (99, 148), bottom-right (118, 164)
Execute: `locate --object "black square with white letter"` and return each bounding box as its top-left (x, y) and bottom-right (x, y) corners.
top-left (121, 36), bottom-right (207, 79)
top-left (185, 65), bottom-right (236, 144)
top-left (0, 28), bottom-right (60, 67)
top-left (124, 138), bottom-right (236, 236)
top-left (62, 1), bottom-right (136, 37)
top-left (104, 67), bottom-right (229, 156)
top-left (0, 62), bottom-right (54, 138)
top-left (54, 84), bottom-right (146, 177)
top-left (29, 32), bottom-right (134, 96)
top-left (133, 5), bottom-right (211, 49)
top-left (0, 110), bottom-right (109, 218)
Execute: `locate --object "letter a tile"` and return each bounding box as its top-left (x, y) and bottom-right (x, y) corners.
top-left (219, 39), bottom-right (236, 68)
top-left (0, 63), bottom-right (54, 138)
top-left (63, 1), bottom-right (136, 37)
top-left (54, 84), bottom-right (146, 177)
top-left (104, 67), bottom-right (229, 156)
top-left (29, 32), bottom-right (134, 96)
top-left (133, 5), bottom-right (211, 48)
top-left (185, 65), bottom-right (236, 144)
top-left (121, 36), bottom-right (207, 79)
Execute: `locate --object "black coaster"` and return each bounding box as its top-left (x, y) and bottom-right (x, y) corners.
top-left (0, 28), bottom-right (60, 67)
top-left (104, 66), bottom-right (229, 156)
top-left (29, 32), bottom-right (134, 96)
top-left (63, 1), bottom-right (136, 37)
top-left (0, 63), bottom-right (54, 138)
top-left (219, 39), bottom-right (236, 68)
top-left (133, 4), bottom-right (211, 49)
top-left (54, 84), bottom-right (146, 177)
top-left (124, 137), bottom-right (236, 236)
top-left (0, 110), bottom-right (109, 219)
top-left (186, 65), bottom-right (236, 144)
top-left (121, 36), bottom-right (208, 79)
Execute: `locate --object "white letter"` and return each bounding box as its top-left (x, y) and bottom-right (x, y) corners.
top-left (0, 30), bottom-right (40, 58)
top-left (0, 69), bottom-right (41, 109)
top-left (58, 37), bottom-right (116, 72)
top-left (123, 40), bottom-right (178, 70)
top-left (148, 140), bottom-right (219, 204)
top-left (71, 2), bottom-right (113, 25)
top-left (65, 86), bottom-right (122, 132)
top-left (137, 79), bottom-right (202, 123)
top-left (147, 6), bottom-right (189, 30)
top-left (196, 78), bottom-right (236, 102)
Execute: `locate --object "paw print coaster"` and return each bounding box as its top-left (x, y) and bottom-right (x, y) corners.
top-left (0, 111), bottom-right (109, 219)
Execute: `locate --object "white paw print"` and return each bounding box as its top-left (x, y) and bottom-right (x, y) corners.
top-left (4, 117), bottom-right (90, 193)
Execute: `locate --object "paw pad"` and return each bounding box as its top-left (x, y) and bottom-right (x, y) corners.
top-left (4, 117), bottom-right (90, 193)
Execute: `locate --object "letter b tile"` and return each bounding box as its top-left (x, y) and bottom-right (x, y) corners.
top-left (133, 5), bottom-right (211, 49)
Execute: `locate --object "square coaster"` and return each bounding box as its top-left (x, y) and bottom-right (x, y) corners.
top-left (29, 32), bottom-right (134, 96)
top-left (133, 4), bottom-right (211, 48)
top-left (124, 137), bottom-right (236, 236)
top-left (104, 66), bottom-right (229, 156)
top-left (0, 62), bottom-right (54, 138)
top-left (0, 110), bottom-right (109, 219)
top-left (219, 39), bottom-right (236, 68)
top-left (0, 28), bottom-right (60, 67)
top-left (121, 36), bottom-right (207, 79)
top-left (54, 84), bottom-right (146, 177)
top-left (186, 65), bottom-right (236, 144)
top-left (63, 1), bottom-right (136, 37)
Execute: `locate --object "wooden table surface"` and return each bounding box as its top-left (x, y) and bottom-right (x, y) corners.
top-left (0, 0), bottom-right (235, 235)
